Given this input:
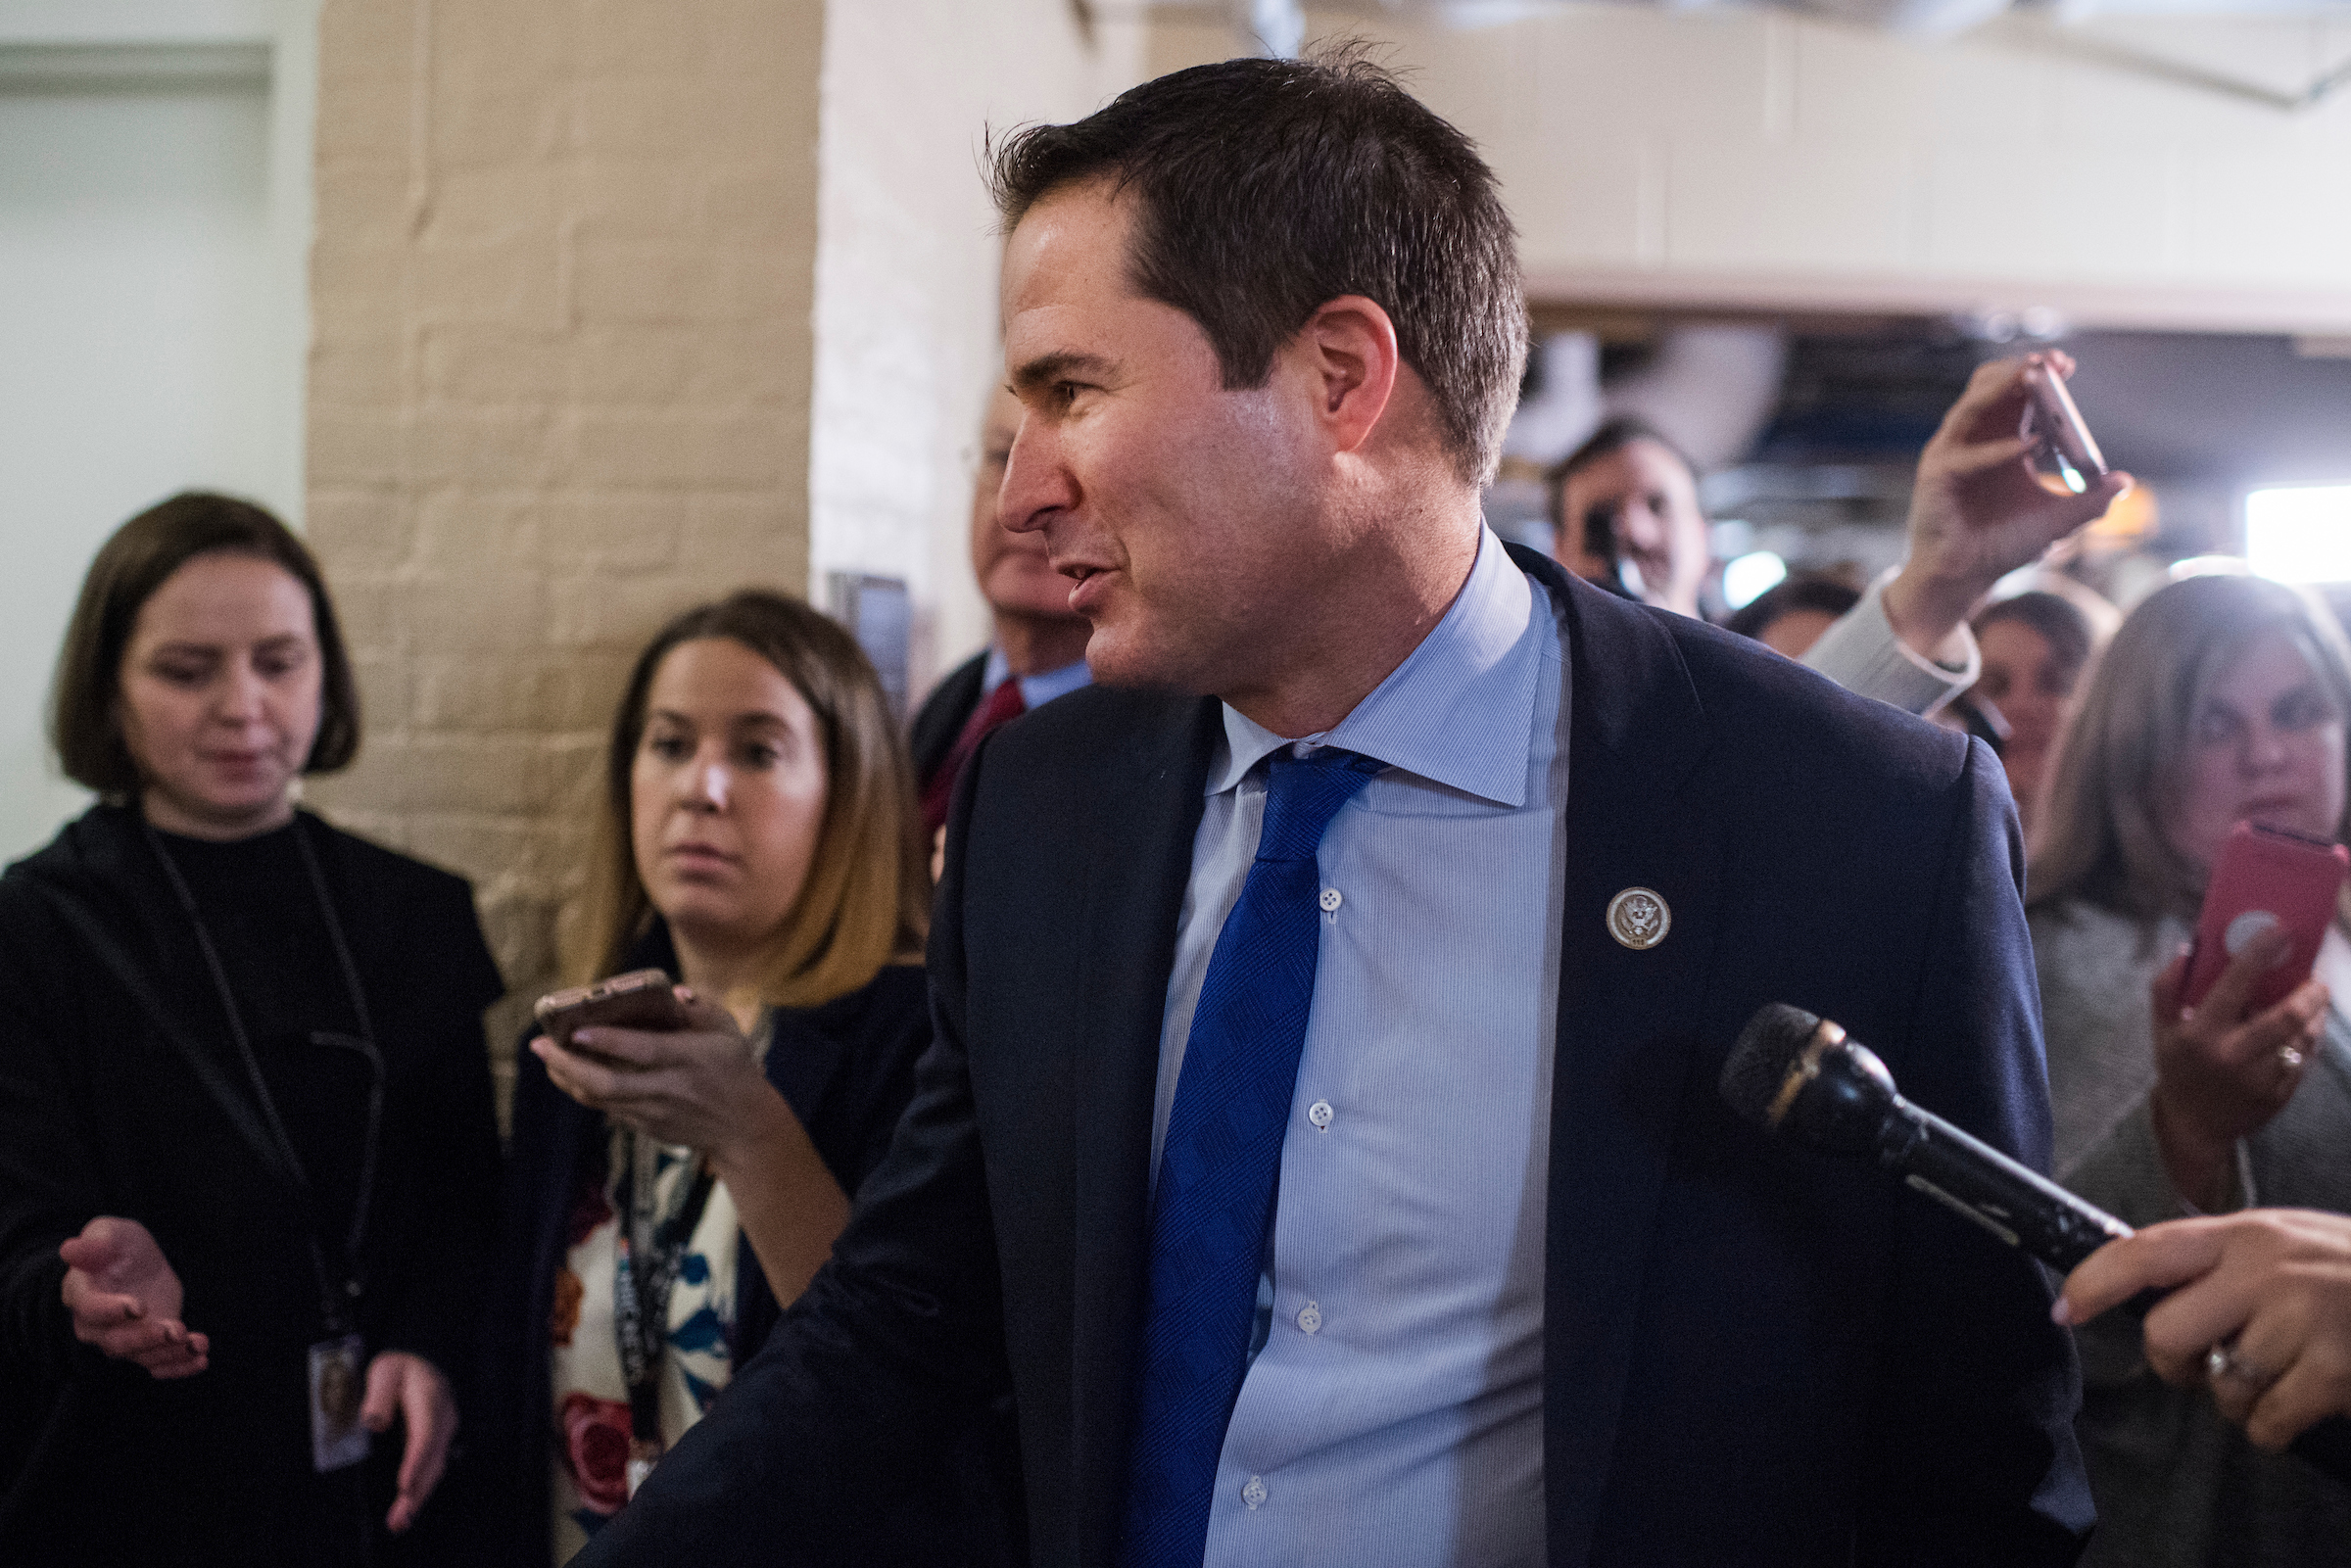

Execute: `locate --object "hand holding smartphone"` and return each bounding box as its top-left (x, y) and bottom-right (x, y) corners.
top-left (2184, 824), bottom-right (2350, 1014)
top-left (534, 968), bottom-right (692, 1054)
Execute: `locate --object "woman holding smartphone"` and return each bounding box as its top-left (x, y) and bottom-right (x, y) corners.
top-left (0, 493), bottom-right (504, 1563)
top-left (2031, 570), bottom-right (2351, 1566)
top-left (471, 592), bottom-right (1006, 1565)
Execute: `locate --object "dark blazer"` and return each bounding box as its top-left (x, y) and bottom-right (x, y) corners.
top-left (0, 806), bottom-right (503, 1564)
top-left (579, 550), bottom-right (2092, 1567)
top-left (464, 933), bottom-right (1014, 1564)
top-left (910, 649), bottom-right (989, 797)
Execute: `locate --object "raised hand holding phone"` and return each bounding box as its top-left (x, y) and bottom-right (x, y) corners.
top-left (1882, 352), bottom-right (2134, 666)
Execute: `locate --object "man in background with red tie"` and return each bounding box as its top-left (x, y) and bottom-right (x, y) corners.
top-left (912, 382), bottom-right (1094, 838)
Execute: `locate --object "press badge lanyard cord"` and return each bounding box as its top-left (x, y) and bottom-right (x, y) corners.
top-left (612, 1132), bottom-right (716, 1464)
top-left (144, 819), bottom-right (384, 1337)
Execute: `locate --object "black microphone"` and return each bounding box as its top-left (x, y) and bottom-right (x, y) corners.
top-left (1721, 1001), bottom-right (2351, 1485)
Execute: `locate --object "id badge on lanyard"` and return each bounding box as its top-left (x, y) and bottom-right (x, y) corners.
top-left (144, 823), bottom-right (388, 1478)
top-left (308, 1332), bottom-right (370, 1472)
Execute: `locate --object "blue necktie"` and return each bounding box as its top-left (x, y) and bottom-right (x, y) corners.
top-left (1119, 744), bottom-right (1385, 1568)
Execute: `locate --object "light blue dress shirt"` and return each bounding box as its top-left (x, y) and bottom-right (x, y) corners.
top-left (1152, 527), bottom-right (1568, 1567)
top-left (980, 645), bottom-right (1092, 711)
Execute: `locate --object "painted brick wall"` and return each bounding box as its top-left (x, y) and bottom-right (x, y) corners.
top-left (306, 0), bottom-right (824, 1089)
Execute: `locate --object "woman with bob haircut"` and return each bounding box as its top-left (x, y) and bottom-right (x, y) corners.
top-left (470, 591), bottom-right (1010, 1565)
top-left (0, 492), bottom-right (504, 1563)
top-left (2031, 569), bottom-right (2351, 1566)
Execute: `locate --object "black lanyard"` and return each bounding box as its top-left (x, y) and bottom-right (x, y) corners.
top-left (610, 1129), bottom-right (716, 1448)
top-left (143, 816), bottom-right (383, 1337)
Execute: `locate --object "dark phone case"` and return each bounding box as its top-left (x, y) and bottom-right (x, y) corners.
top-left (534, 967), bottom-right (691, 1043)
top-left (2183, 823), bottom-right (2349, 1012)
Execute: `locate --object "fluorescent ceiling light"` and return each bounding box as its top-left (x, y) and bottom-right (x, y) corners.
top-left (2246, 486), bottom-right (2351, 585)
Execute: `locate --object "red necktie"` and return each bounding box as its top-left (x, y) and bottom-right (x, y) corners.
top-left (922, 677), bottom-right (1028, 834)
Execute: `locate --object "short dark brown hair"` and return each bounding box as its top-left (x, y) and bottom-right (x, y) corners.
top-left (986, 46), bottom-right (1528, 486)
top-left (51, 491), bottom-right (360, 797)
top-left (1546, 416), bottom-right (1698, 531)
top-left (1974, 591), bottom-right (2095, 689)
top-left (566, 591), bottom-right (930, 1009)
top-left (1724, 573), bottom-right (1861, 642)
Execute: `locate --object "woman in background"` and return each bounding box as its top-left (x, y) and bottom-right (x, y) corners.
top-left (0, 493), bottom-right (504, 1563)
top-left (2031, 570), bottom-right (2351, 1567)
top-left (473, 591), bottom-right (1008, 1565)
top-left (1968, 589), bottom-right (2100, 840)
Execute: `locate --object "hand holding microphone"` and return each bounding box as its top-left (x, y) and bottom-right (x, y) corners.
top-left (1721, 1003), bottom-right (2351, 1484)
top-left (2059, 1211), bottom-right (2351, 1455)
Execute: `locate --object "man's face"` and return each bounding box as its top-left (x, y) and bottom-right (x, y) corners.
top-left (997, 181), bottom-right (1327, 694)
top-left (1557, 438), bottom-right (1711, 618)
top-left (968, 383), bottom-right (1079, 625)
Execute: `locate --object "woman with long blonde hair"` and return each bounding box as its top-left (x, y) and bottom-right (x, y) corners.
top-left (2031, 569), bottom-right (2351, 1566)
top-left (470, 592), bottom-right (1004, 1565)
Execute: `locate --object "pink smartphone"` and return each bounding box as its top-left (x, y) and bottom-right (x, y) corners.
top-left (2019, 363), bottom-right (2108, 495)
top-left (534, 968), bottom-right (690, 1046)
top-left (2183, 823), bottom-right (2349, 1013)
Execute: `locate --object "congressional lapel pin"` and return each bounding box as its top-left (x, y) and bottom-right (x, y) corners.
top-left (1607, 887), bottom-right (1670, 951)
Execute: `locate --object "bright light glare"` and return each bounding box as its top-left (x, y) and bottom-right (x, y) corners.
top-left (2246, 486), bottom-right (2351, 584)
top-left (1722, 550), bottom-right (1789, 610)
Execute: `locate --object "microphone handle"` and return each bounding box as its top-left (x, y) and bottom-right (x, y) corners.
top-left (1875, 1096), bottom-right (2128, 1271)
top-left (1877, 1096), bottom-right (2351, 1486)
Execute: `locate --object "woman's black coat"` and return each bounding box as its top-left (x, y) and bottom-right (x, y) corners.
top-left (0, 805), bottom-right (504, 1564)
top-left (465, 927), bottom-right (1021, 1564)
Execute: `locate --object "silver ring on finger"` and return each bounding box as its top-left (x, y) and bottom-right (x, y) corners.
top-left (2206, 1340), bottom-right (2280, 1394)
top-left (2281, 1045), bottom-right (2307, 1071)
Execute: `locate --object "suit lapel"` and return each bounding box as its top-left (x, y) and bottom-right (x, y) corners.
top-left (1067, 692), bottom-right (1221, 1565)
top-left (1528, 561), bottom-right (1724, 1566)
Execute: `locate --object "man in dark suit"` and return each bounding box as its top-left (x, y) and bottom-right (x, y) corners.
top-left (910, 384), bottom-right (1093, 837)
top-left (581, 50), bottom-right (2091, 1568)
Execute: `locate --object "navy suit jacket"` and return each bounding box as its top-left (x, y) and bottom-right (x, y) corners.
top-left (579, 549), bottom-right (2091, 1567)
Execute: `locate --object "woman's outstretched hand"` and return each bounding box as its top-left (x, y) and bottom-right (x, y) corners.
top-left (58, 1215), bottom-right (208, 1379)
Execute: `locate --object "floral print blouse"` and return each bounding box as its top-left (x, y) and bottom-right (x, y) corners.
top-left (547, 1117), bottom-right (750, 1561)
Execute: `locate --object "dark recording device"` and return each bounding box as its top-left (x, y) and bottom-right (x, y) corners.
top-left (1580, 501), bottom-right (1643, 600)
top-left (1720, 1002), bottom-right (2351, 1484)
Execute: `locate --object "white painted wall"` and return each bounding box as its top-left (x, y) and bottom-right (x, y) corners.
top-left (807, 0), bottom-right (1147, 699)
top-left (0, 0), bottom-right (316, 859)
top-left (1154, 6), bottom-right (2351, 331)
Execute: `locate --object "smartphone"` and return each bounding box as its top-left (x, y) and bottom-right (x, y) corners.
top-left (2019, 363), bottom-right (2109, 496)
top-left (2183, 823), bottom-right (2349, 1012)
top-left (534, 968), bottom-right (690, 1046)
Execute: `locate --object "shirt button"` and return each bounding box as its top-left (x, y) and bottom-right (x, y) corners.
top-left (1319, 887), bottom-right (1342, 913)
top-left (1242, 1474), bottom-right (1268, 1510)
top-left (1297, 1301), bottom-right (1321, 1335)
top-left (1308, 1100), bottom-right (1333, 1130)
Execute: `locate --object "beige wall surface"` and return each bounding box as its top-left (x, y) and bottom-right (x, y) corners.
top-left (808, 1), bottom-right (1145, 695)
top-left (306, 0), bottom-right (826, 1070)
top-left (306, 0), bottom-right (1150, 1093)
top-left (1156, 6), bottom-right (2351, 331)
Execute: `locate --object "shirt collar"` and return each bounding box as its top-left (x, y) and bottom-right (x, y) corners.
top-left (1206, 527), bottom-right (1542, 808)
top-left (983, 646), bottom-right (1092, 708)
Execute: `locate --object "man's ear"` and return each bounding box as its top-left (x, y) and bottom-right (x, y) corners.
top-left (1292, 295), bottom-right (1400, 458)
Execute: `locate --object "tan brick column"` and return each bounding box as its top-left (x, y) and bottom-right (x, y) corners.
top-left (306, 0), bottom-right (823, 1097)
